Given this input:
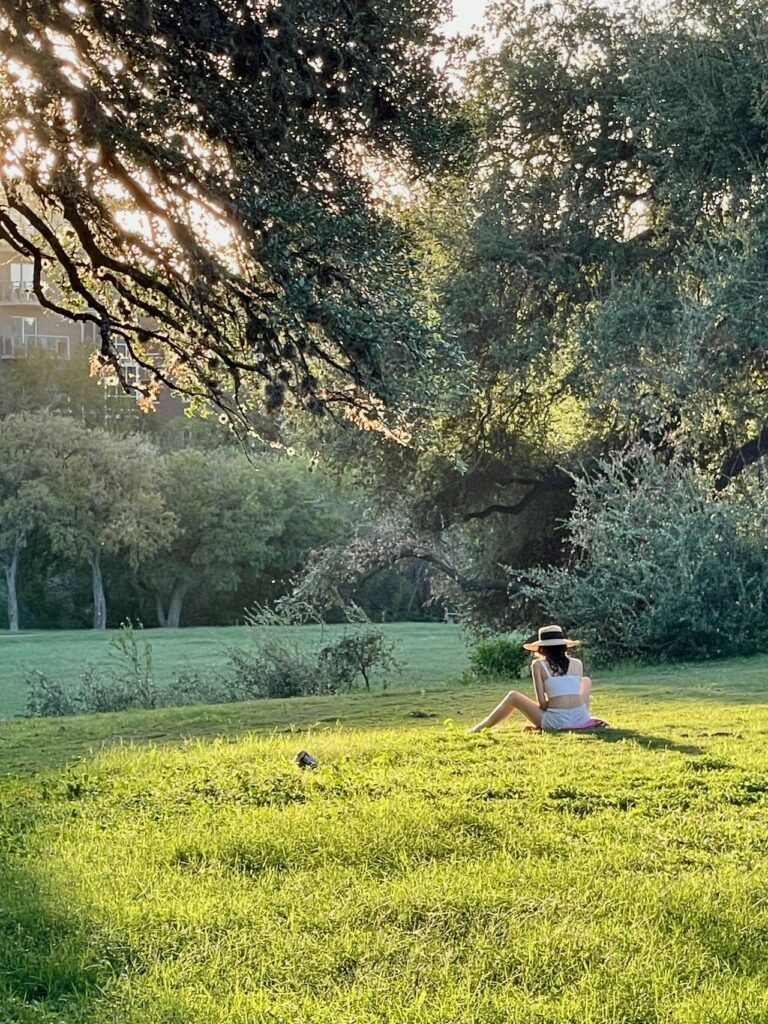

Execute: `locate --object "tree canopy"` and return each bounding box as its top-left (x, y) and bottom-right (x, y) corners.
top-left (452, 0), bottom-right (768, 478)
top-left (7, 0), bottom-right (768, 646)
top-left (295, 0), bottom-right (768, 628)
top-left (0, 0), bottom-right (460, 423)
top-left (148, 449), bottom-right (347, 627)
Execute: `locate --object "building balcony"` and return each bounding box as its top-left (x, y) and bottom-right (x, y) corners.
top-left (0, 335), bottom-right (71, 358)
top-left (0, 284), bottom-right (41, 304)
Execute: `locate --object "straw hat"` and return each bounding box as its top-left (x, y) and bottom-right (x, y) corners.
top-left (523, 625), bottom-right (580, 651)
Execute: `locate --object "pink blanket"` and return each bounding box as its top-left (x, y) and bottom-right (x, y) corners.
top-left (523, 718), bottom-right (609, 733)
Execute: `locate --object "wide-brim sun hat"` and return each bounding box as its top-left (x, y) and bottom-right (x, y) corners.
top-left (523, 625), bottom-right (580, 651)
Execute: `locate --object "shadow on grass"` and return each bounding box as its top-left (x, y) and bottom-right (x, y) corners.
top-left (0, 811), bottom-right (127, 1017)
top-left (593, 728), bottom-right (703, 755)
top-left (533, 728), bottom-right (703, 755)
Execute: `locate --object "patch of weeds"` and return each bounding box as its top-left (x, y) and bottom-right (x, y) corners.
top-left (185, 768), bottom-right (308, 808)
top-left (25, 622), bottom-right (156, 716)
top-left (476, 787), bottom-right (526, 802)
top-left (546, 786), bottom-right (638, 816)
top-left (721, 772), bottom-right (768, 806)
top-left (687, 755), bottom-right (734, 772)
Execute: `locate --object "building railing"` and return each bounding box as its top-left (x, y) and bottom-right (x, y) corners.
top-left (0, 284), bottom-right (40, 304)
top-left (0, 335), bottom-right (71, 358)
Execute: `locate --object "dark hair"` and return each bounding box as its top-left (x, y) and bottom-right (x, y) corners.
top-left (542, 644), bottom-right (570, 676)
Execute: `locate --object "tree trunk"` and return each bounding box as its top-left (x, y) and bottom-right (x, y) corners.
top-left (4, 538), bottom-right (21, 632)
top-left (90, 551), bottom-right (107, 629)
top-left (165, 580), bottom-right (192, 628)
top-left (155, 593), bottom-right (168, 628)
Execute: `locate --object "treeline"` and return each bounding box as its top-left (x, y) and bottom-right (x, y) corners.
top-left (0, 410), bottom-right (437, 630)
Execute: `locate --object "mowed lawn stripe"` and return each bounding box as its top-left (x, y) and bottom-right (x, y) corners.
top-left (0, 623), bottom-right (470, 720)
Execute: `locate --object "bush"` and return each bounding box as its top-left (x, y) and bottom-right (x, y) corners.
top-left (164, 668), bottom-right (231, 707)
top-left (319, 630), bottom-right (400, 691)
top-left (108, 621), bottom-right (158, 708)
top-left (25, 615), bottom-right (404, 718)
top-left (25, 671), bottom-right (77, 717)
top-left (223, 627), bottom-right (401, 699)
top-left (469, 637), bottom-right (528, 679)
top-left (25, 666), bottom-right (135, 716)
top-left (525, 447), bottom-right (768, 662)
top-left (223, 639), bottom-right (336, 699)
top-left (25, 622), bottom-right (157, 717)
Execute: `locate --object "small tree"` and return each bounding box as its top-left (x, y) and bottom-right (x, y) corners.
top-left (46, 426), bottom-right (172, 629)
top-left (0, 412), bottom-right (83, 630)
top-left (148, 451), bottom-right (346, 627)
top-left (319, 631), bottom-right (400, 692)
top-left (526, 448), bottom-right (768, 661)
top-left (317, 603), bottom-right (401, 692)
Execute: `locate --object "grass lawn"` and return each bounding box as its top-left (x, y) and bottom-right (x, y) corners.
top-left (0, 623), bottom-right (469, 720)
top-left (2, 655), bottom-right (768, 1022)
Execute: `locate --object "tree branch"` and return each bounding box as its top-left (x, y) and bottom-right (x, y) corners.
top-left (715, 425), bottom-right (768, 490)
top-left (462, 474), bottom-right (573, 521)
top-left (404, 552), bottom-right (519, 593)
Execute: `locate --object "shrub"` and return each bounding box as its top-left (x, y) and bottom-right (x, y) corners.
top-left (25, 622), bottom-right (156, 717)
top-left (164, 668), bottom-right (231, 706)
top-left (223, 639), bottom-right (335, 699)
top-left (69, 665), bottom-right (136, 713)
top-left (25, 615), bottom-right (403, 718)
top-left (25, 666), bottom-right (134, 717)
top-left (469, 637), bottom-right (528, 679)
top-left (108, 621), bottom-right (157, 709)
top-left (319, 630), bottom-right (400, 692)
top-left (25, 671), bottom-right (76, 717)
top-left (223, 627), bottom-right (401, 699)
top-left (525, 447), bottom-right (768, 662)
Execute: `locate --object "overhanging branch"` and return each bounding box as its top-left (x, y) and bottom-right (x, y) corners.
top-left (405, 552), bottom-right (520, 593)
top-left (715, 426), bottom-right (768, 490)
top-left (462, 474), bottom-right (573, 521)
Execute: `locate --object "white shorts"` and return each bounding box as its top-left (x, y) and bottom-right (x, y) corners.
top-left (541, 704), bottom-right (591, 732)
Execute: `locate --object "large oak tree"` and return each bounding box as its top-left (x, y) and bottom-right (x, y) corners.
top-left (0, 0), bottom-right (459, 422)
top-left (299, 0), bottom-right (768, 627)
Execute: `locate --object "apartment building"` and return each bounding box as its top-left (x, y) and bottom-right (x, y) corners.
top-left (0, 243), bottom-right (182, 419)
top-left (0, 248), bottom-right (90, 359)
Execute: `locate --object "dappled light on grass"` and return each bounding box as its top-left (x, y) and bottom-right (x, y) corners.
top-left (4, 690), bottom-right (768, 1022)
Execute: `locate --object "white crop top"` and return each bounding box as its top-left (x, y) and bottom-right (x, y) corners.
top-left (536, 659), bottom-right (582, 697)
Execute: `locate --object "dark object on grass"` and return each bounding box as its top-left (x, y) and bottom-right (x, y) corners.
top-left (408, 710), bottom-right (436, 718)
top-left (294, 750), bottom-right (319, 769)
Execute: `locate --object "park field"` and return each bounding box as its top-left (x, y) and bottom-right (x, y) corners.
top-left (2, 653), bottom-right (768, 1022)
top-left (0, 623), bottom-right (470, 720)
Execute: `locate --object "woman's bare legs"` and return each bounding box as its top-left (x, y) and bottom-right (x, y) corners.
top-left (468, 690), bottom-right (544, 733)
top-left (580, 675), bottom-right (592, 713)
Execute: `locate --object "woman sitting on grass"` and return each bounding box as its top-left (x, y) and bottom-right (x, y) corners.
top-left (469, 625), bottom-right (599, 733)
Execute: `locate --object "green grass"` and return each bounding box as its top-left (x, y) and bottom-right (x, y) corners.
top-left (0, 623), bottom-right (469, 720)
top-left (3, 656), bottom-right (768, 1022)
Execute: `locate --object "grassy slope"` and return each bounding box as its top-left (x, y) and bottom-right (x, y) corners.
top-left (0, 623), bottom-right (468, 720)
top-left (1, 651), bottom-right (765, 776)
top-left (2, 657), bottom-right (768, 1023)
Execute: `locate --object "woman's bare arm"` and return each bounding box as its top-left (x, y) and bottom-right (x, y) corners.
top-left (531, 660), bottom-right (548, 709)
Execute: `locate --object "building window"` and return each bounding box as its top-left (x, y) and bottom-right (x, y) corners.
top-left (11, 316), bottom-right (37, 343)
top-left (10, 263), bottom-right (34, 299)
